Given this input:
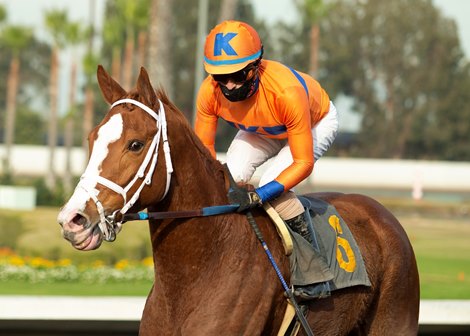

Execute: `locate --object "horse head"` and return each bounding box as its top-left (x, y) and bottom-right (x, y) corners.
top-left (57, 65), bottom-right (173, 250)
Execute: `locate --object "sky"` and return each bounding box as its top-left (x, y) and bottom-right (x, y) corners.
top-left (0, 0), bottom-right (468, 56)
top-left (0, 0), bottom-right (469, 128)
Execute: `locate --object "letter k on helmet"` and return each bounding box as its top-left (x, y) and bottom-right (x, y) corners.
top-left (203, 20), bottom-right (262, 75)
top-left (214, 33), bottom-right (238, 56)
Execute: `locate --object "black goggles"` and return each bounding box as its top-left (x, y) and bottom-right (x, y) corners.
top-left (212, 64), bottom-right (257, 85)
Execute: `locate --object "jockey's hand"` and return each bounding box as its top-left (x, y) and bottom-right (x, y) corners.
top-left (228, 186), bottom-right (262, 212)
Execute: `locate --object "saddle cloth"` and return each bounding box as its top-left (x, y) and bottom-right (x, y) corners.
top-left (285, 196), bottom-right (371, 290)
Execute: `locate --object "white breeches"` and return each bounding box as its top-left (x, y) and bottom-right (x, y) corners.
top-left (226, 101), bottom-right (339, 187)
top-left (226, 101), bottom-right (339, 220)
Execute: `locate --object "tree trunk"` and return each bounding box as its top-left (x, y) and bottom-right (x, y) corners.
top-left (309, 24), bottom-right (319, 78)
top-left (137, 30), bottom-right (148, 69)
top-left (192, 0), bottom-right (209, 124)
top-left (64, 60), bottom-right (77, 195)
top-left (64, 117), bottom-right (74, 193)
top-left (218, 0), bottom-right (238, 21)
top-left (111, 47), bottom-right (121, 82)
top-left (3, 56), bottom-right (20, 176)
top-left (148, 0), bottom-right (174, 99)
top-left (46, 47), bottom-right (59, 190)
top-left (82, 87), bottom-right (94, 156)
top-left (123, 30), bottom-right (135, 90)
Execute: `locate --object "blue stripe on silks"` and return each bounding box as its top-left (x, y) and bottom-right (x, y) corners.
top-left (262, 125), bottom-right (287, 135)
top-left (223, 119), bottom-right (259, 133)
top-left (288, 67), bottom-right (309, 98)
top-left (223, 119), bottom-right (286, 136)
top-left (256, 180), bottom-right (285, 203)
top-left (138, 212), bottom-right (149, 220)
top-left (204, 50), bottom-right (262, 66)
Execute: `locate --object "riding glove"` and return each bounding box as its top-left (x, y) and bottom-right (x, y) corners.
top-left (228, 186), bottom-right (262, 212)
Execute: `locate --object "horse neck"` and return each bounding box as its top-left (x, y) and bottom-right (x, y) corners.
top-left (140, 100), bottom-right (227, 212)
top-left (156, 104), bottom-right (227, 208)
top-left (145, 115), bottom-right (258, 294)
top-left (167, 135), bottom-right (227, 210)
top-left (148, 152), bottom-right (244, 297)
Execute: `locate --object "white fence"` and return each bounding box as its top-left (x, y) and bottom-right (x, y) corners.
top-left (0, 185), bottom-right (36, 210)
top-left (0, 145), bottom-right (86, 177)
top-left (0, 297), bottom-right (468, 335)
top-left (1, 145), bottom-right (470, 193)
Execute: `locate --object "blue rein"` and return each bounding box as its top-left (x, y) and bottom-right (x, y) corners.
top-left (122, 204), bottom-right (239, 221)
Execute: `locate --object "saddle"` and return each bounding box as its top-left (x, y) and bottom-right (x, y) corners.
top-left (264, 196), bottom-right (371, 336)
top-left (266, 195), bottom-right (370, 291)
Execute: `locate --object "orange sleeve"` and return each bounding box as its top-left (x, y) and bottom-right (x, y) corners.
top-left (274, 86), bottom-right (314, 190)
top-left (195, 78), bottom-right (218, 158)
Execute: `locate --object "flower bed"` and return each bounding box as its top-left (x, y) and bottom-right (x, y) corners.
top-left (0, 247), bottom-right (153, 284)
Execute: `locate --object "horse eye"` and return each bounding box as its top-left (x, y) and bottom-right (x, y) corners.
top-left (128, 140), bottom-right (144, 152)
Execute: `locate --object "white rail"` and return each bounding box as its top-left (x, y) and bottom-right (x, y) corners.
top-left (0, 296), bottom-right (469, 325)
top-left (2, 145), bottom-right (470, 193)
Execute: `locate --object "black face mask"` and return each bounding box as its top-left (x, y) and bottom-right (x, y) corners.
top-left (219, 77), bottom-right (259, 102)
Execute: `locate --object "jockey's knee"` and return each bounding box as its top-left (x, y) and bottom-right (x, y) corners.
top-left (226, 162), bottom-right (255, 184)
top-left (269, 191), bottom-right (304, 220)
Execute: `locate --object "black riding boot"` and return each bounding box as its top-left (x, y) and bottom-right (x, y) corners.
top-left (286, 211), bottom-right (331, 301)
top-left (285, 212), bottom-right (312, 243)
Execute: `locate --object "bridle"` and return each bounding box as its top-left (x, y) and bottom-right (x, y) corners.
top-left (77, 98), bottom-right (173, 241)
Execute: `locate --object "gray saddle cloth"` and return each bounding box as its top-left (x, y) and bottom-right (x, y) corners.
top-left (288, 196), bottom-right (371, 290)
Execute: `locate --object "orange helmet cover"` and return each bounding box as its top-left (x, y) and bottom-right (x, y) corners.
top-left (204, 20), bottom-right (262, 75)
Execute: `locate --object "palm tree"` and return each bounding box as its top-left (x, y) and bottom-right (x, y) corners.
top-left (135, 0), bottom-right (150, 70)
top-left (63, 22), bottom-right (86, 195)
top-left (81, 53), bottom-right (98, 155)
top-left (0, 4), bottom-right (6, 150)
top-left (103, 15), bottom-right (124, 82)
top-left (148, 0), bottom-right (174, 99)
top-left (218, 0), bottom-right (238, 21)
top-left (1, 25), bottom-right (33, 177)
top-left (82, 0), bottom-right (99, 156)
top-left (0, 5), bottom-right (5, 23)
top-left (113, 0), bottom-right (150, 90)
top-left (296, 0), bottom-right (329, 77)
top-left (44, 10), bottom-right (69, 190)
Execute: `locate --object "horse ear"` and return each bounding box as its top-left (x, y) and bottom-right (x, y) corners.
top-left (97, 65), bottom-right (127, 104)
top-left (136, 67), bottom-right (157, 106)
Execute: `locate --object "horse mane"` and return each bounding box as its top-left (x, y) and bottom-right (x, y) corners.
top-left (154, 88), bottom-right (208, 156)
top-left (151, 87), bottom-right (226, 181)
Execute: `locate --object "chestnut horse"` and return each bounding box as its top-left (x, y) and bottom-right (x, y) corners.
top-left (58, 66), bottom-right (420, 335)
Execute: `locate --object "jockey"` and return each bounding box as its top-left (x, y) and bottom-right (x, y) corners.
top-left (195, 20), bottom-right (339, 246)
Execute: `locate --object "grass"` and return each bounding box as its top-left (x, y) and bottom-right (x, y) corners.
top-left (0, 207), bottom-right (152, 264)
top-left (400, 214), bottom-right (470, 299)
top-left (1, 203), bottom-right (470, 298)
top-left (0, 279), bottom-right (152, 296)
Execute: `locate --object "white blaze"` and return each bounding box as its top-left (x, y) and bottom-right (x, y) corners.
top-left (83, 114), bottom-right (124, 180)
top-left (58, 114), bottom-right (124, 220)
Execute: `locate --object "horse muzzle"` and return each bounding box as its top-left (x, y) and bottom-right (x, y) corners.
top-left (57, 209), bottom-right (104, 250)
top-left (58, 205), bottom-right (122, 250)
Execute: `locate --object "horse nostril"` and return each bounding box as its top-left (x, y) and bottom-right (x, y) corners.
top-left (72, 213), bottom-right (89, 228)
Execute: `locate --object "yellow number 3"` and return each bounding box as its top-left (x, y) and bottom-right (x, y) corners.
top-left (328, 215), bottom-right (356, 272)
